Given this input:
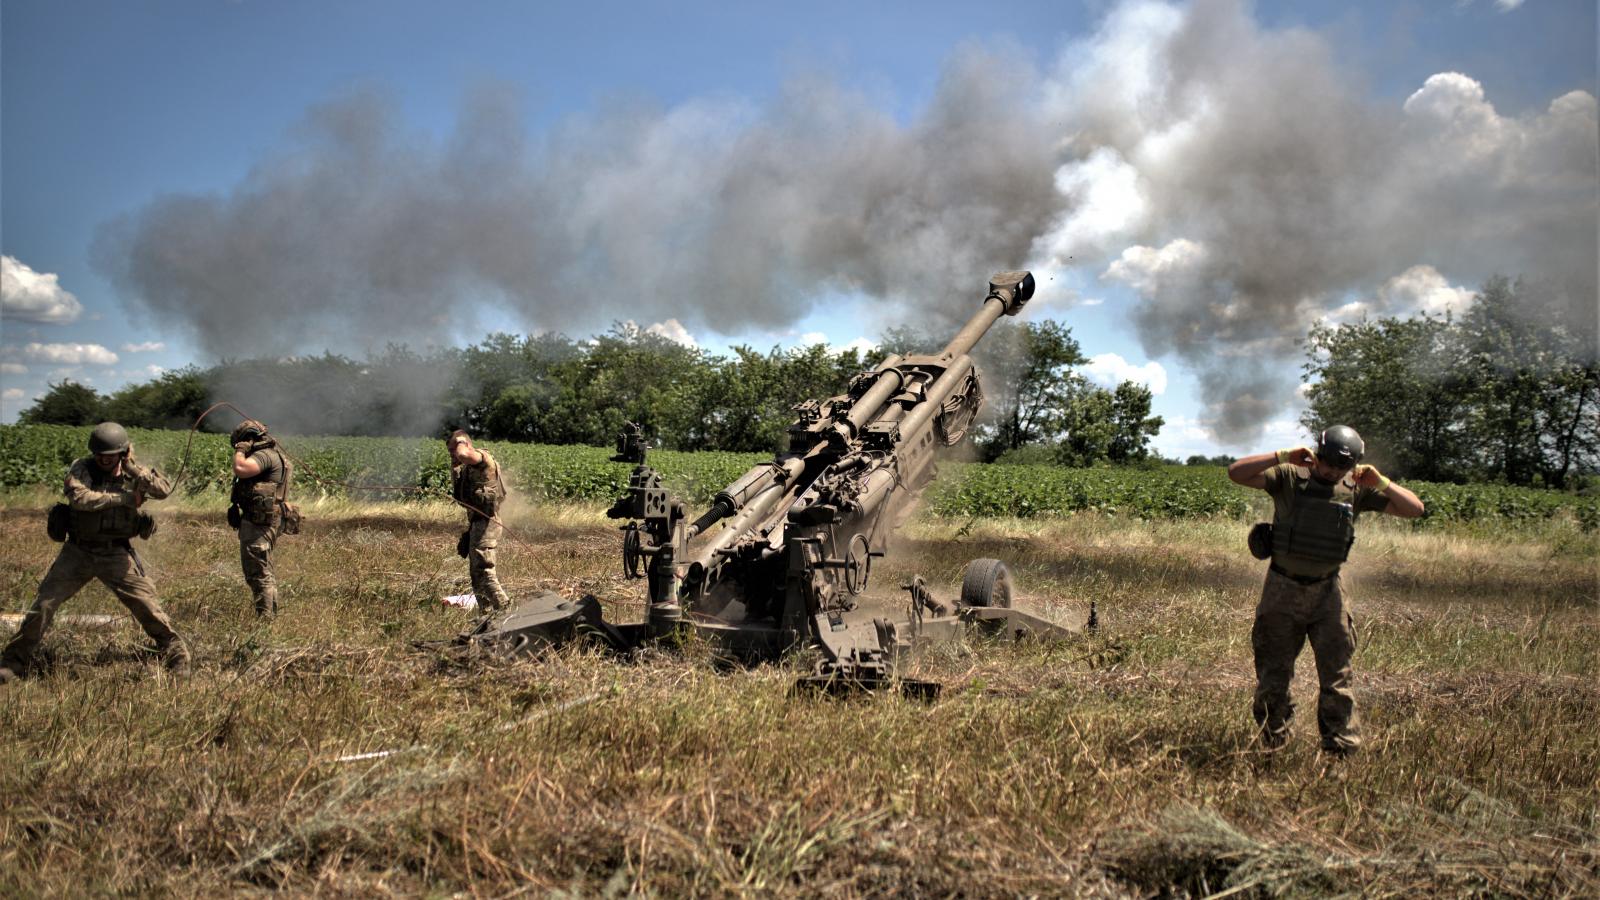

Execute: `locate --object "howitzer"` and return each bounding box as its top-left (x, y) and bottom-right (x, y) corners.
top-left (457, 271), bottom-right (1088, 693)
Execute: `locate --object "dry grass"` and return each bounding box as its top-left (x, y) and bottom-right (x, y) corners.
top-left (0, 496), bottom-right (1595, 897)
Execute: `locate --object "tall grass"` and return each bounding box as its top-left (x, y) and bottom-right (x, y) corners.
top-left (0, 498), bottom-right (1595, 896)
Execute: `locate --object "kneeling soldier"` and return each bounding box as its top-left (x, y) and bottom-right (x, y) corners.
top-left (1228, 425), bottom-right (1424, 755)
top-left (230, 419), bottom-right (291, 618)
top-left (448, 430), bottom-right (510, 612)
top-left (1, 422), bottom-right (188, 682)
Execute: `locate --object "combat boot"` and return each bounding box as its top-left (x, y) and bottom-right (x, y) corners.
top-left (157, 638), bottom-right (191, 676)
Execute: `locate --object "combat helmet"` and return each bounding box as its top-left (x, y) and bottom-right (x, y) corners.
top-left (231, 419), bottom-right (270, 446)
top-left (88, 422), bottom-right (131, 455)
top-left (1316, 425), bottom-right (1365, 468)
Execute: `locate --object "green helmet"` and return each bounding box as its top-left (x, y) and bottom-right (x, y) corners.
top-left (87, 422), bottom-right (131, 455)
top-left (1316, 425), bottom-right (1365, 467)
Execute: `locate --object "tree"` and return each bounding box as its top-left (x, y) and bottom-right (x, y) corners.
top-left (1055, 379), bottom-right (1164, 466)
top-left (974, 320), bottom-right (1087, 461)
top-left (18, 381), bottom-right (106, 425)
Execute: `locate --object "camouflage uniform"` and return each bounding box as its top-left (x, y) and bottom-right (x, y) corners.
top-left (454, 449), bottom-right (509, 611)
top-left (1, 458), bottom-right (187, 674)
top-left (1252, 464), bottom-right (1389, 753)
top-left (232, 444), bottom-right (288, 617)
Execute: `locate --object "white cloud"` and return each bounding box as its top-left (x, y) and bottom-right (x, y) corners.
top-left (797, 331), bottom-right (829, 347)
top-left (11, 343), bottom-right (119, 366)
top-left (1494, 0), bottom-right (1526, 11)
top-left (120, 341), bottom-right (167, 353)
top-left (121, 364), bottom-right (166, 378)
top-left (1102, 239), bottom-right (1209, 297)
top-left (2, 388), bottom-right (24, 400)
top-left (836, 336), bottom-right (878, 356)
top-left (1, 255), bottom-right (84, 324)
top-left (1081, 353), bottom-right (1168, 395)
top-left (1079, 298), bottom-right (1104, 307)
top-left (644, 318), bottom-right (697, 348)
top-left (1377, 265), bottom-right (1474, 317)
top-left (0, 362), bottom-right (27, 376)
top-left (1037, 146), bottom-right (1150, 263)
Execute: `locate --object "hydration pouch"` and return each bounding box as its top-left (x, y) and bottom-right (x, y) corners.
top-left (457, 529), bottom-right (471, 558)
top-left (47, 503), bottom-right (71, 542)
top-left (1247, 522), bottom-right (1273, 560)
top-left (227, 504), bottom-right (243, 529)
top-left (136, 512), bottom-right (158, 540)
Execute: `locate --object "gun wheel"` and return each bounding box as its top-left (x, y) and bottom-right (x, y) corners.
top-left (960, 558), bottom-right (1012, 608)
top-left (622, 526), bottom-right (645, 580)
top-left (844, 533), bottom-right (872, 595)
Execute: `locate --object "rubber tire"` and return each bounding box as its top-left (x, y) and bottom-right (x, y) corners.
top-left (960, 558), bottom-right (1012, 608)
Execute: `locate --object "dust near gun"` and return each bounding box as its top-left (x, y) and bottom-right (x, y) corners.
top-left (448, 271), bottom-right (1091, 695)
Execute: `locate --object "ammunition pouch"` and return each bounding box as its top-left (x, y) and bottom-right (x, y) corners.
top-left (280, 501), bottom-right (303, 535)
top-left (47, 503), bottom-right (71, 542)
top-left (227, 505), bottom-right (243, 529)
top-left (1247, 522), bottom-right (1273, 560)
top-left (457, 529), bottom-right (471, 558)
top-left (136, 512), bottom-right (158, 540)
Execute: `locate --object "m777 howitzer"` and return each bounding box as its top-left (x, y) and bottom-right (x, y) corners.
top-left (458, 271), bottom-right (1089, 694)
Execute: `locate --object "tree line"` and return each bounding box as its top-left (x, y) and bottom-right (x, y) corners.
top-left (17, 321), bottom-right (1166, 465)
top-left (1302, 276), bottom-right (1598, 489)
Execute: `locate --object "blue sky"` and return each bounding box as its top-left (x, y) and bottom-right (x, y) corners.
top-left (3, 0), bottom-right (1595, 457)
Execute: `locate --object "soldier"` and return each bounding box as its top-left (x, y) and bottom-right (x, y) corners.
top-left (448, 430), bottom-right (510, 612)
top-left (1227, 425), bottom-right (1424, 754)
top-left (230, 419), bottom-right (291, 618)
top-left (0, 422), bottom-right (189, 682)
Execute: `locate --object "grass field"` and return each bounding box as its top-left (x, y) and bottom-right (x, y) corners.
top-left (0, 492), bottom-right (1596, 897)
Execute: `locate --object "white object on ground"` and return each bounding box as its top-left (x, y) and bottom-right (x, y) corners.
top-left (441, 593), bottom-right (478, 609)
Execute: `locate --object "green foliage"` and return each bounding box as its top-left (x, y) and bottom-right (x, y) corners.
top-left (17, 380), bottom-right (106, 425)
top-left (1056, 380), bottom-right (1164, 466)
top-left (10, 425), bottom-right (1589, 527)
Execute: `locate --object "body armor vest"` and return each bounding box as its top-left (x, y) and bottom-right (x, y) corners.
top-left (1272, 474), bottom-right (1357, 564)
top-left (452, 453), bottom-right (505, 519)
top-left (232, 446), bottom-right (288, 527)
top-left (69, 463), bottom-right (140, 540)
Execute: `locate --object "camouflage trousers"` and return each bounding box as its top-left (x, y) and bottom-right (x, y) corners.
top-left (2, 541), bottom-right (184, 671)
top-left (1251, 567), bottom-right (1360, 753)
top-left (239, 519), bottom-right (280, 617)
top-left (468, 517), bottom-right (510, 611)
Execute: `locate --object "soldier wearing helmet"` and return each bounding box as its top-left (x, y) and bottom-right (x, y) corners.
top-left (447, 430), bottom-right (510, 612)
top-left (1228, 425), bottom-right (1425, 755)
top-left (1, 423), bottom-right (189, 682)
top-left (230, 419), bottom-right (291, 618)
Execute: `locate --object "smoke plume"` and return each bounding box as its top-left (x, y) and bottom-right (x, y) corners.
top-left (94, 0), bottom-right (1597, 444)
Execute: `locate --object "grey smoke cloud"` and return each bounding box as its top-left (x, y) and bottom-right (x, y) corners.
top-left (94, 0), bottom-right (1597, 444)
top-left (1039, 0), bottom-right (1597, 442)
top-left (93, 49), bottom-right (1059, 361)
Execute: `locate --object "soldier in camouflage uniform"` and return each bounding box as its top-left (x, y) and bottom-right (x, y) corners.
top-left (448, 430), bottom-right (510, 611)
top-left (230, 419), bottom-right (290, 618)
top-left (0, 423), bottom-right (189, 682)
top-left (1228, 425), bottom-right (1425, 754)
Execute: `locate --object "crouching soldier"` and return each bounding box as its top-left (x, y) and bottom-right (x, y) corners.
top-left (0, 422), bottom-right (188, 682)
top-left (230, 419), bottom-right (293, 618)
top-left (1228, 425), bottom-right (1424, 755)
top-left (447, 430), bottom-right (510, 612)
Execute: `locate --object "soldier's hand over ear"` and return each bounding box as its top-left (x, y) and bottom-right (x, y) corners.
top-left (1353, 464), bottom-right (1390, 490)
top-left (1287, 446), bottom-right (1317, 467)
top-left (234, 441), bottom-right (254, 454)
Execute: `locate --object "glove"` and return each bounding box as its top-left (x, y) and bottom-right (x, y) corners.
top-left (1277, 446), bottom-right (1315, 466)
top-left (1353, 464), bottom-right (1391, 492)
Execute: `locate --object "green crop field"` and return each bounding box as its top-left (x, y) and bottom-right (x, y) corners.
top-left (1, 425), bottom-right (1596, 896)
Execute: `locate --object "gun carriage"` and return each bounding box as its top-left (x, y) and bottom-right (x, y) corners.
top-left (461, 271), bottom-right (1087, 691)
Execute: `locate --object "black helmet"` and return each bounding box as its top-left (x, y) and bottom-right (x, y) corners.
top-left (231, 419), bottom-right (269, 445)
top-left (88, 422), bottom-right (131, 455)
top-left (1316, 425), bottom-right (1365, 468)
